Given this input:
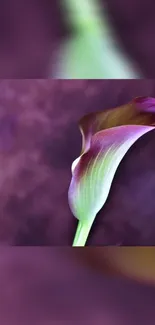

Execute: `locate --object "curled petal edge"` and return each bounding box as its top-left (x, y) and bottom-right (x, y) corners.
top-left (78, 96), bottom-right (155, 155)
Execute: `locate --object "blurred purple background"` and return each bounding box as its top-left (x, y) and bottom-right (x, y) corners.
top-left (0, 247), bottom-right (154, 325)
top-left (0, 0), bottom-right (69, 77)
top-left (0, 0), bottom-right (154, 77)
top-left (0, 79), bottom-right (155, 245)
top-left (106, 0), bottom-right (155, 77)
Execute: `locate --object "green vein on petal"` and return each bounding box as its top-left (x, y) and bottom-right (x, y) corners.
top-left (68, 125), bottom-right (155, 246)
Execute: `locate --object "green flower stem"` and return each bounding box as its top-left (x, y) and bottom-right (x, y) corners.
top-left (72, 220), bottom-right (94, 246)
top-left (54, 0), bottom-right (140, 78)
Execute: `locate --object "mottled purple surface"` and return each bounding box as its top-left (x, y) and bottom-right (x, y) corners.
top-left (0, 0), bottom-right (155, 77)
top-left (0, 248), bottom-right (154, 325)
top-left (0, 80), bottom-right (155, 245)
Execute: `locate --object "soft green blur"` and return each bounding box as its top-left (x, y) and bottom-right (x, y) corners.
top-left (54, 0), bottom-right (141, 78)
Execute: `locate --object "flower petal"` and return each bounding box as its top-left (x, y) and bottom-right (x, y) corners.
top-left (68, 125), bottom-right (155, 246)
top-left (79, 97), bottom-right (155, 154)
top-left (134, 96), bottom-right (155, 113)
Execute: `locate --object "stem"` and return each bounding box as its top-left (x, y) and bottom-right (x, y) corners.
top-left (72, 220), bottom-right (94, 246)
top-left (55, 0), bottom-right (140, 78)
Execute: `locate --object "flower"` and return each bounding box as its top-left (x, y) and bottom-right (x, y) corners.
top-left (68, 96), bottom-right (155, 246)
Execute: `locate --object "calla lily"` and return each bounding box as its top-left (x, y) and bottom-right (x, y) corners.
top-left (68, 96), bottom-right (155, 246)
